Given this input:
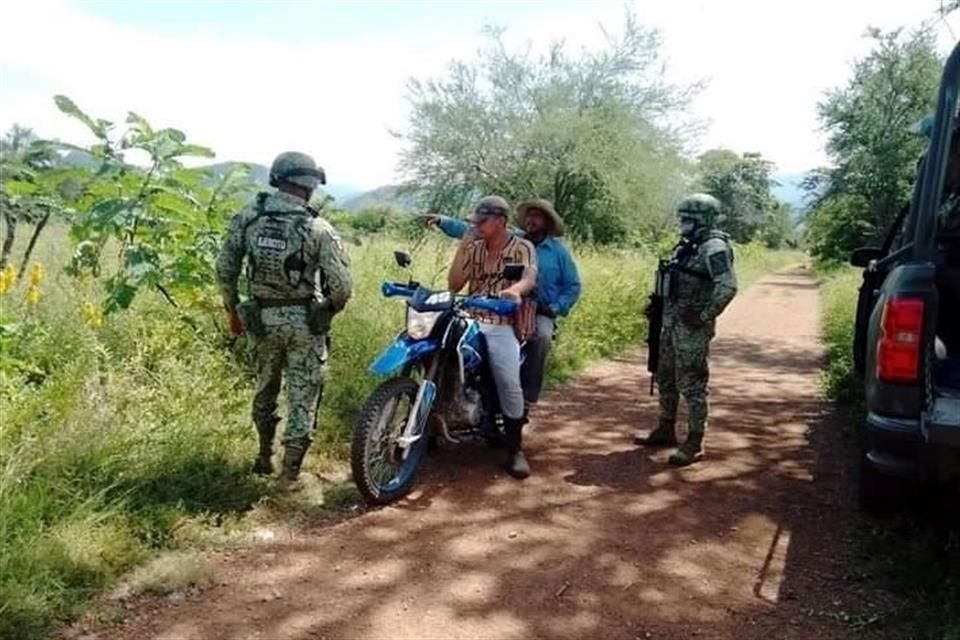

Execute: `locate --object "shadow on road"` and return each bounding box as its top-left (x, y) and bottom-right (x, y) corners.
top-left (86, 267), bottom-right (907, 640)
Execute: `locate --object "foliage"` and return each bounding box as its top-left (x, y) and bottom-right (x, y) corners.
top-left (400, 14), bottom-right (698, 245)
top-left (806, 194), bottom-right (875, 266)
top-left (759, 203), bottom-right (797, 249)
top-left (805, 28), bottom-right (941, 263)
top-left (697, 148), bottom-right (790, 245)
top-left (13, 96), bottom-right (257, 313)
top-left (818, 267), bottom-right (862, 402)
top-left (325, 206), bottom-right (410, 238)
top-left (0, 125), bottom-right (62, 271)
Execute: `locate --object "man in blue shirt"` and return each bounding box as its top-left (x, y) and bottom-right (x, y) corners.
top-left (425, 199), bottom-right (582, 417)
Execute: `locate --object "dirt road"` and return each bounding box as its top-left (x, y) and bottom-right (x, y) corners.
top-left (82, 267), bottom-right (901, 640)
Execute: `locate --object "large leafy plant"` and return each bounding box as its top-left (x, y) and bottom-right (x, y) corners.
top-left (43, 95), bottom-right (255, 312)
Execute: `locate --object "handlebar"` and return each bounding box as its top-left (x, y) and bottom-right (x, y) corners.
top-left (461, 296), bottom-right (518, 316)
top-left (381, 282), bottom-right (416, 298)
top-left (380, 281), bottom-right (518, 316)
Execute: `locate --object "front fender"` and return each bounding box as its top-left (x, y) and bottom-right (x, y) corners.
top-left (368, 335), bottom-right (440, 376)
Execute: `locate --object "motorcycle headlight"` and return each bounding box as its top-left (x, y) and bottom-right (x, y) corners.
top-left (406, 308), bottom-right (442, 340)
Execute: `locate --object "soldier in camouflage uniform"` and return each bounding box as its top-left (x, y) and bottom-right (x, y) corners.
top-left (635, 194), bottom-right (737, 466)
top-left (216, 151), bottom-right (352, 487)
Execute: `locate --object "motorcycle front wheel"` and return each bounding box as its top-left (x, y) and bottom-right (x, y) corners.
top-left (351, 376), bottom-right (429, 505)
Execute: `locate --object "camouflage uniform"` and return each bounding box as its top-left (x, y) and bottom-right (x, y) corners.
top-left (638, 194), bottom-right (737, 466)
top-left (216, 152), bottom-right (352, 483)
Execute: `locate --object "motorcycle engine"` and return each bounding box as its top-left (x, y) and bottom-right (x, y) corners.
top-left (459, 388), bottom-right (483, 427)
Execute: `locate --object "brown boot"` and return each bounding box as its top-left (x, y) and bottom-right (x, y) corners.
top-left (277, 440), bottom-right (309, 490)
top-left (668, 432), bottom-right (704, 467)
top-left (634, 420), bottom-right (678, 447)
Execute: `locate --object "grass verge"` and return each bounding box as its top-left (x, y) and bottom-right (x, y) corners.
top-left (817, 266), bottom-right (960, 640)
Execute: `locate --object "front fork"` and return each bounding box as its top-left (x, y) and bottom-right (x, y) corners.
top-left (397, 357), bottom-right (439, 459)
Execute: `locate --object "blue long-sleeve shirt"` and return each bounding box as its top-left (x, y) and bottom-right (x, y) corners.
top-left (437, 216), bottom-right (582, 317)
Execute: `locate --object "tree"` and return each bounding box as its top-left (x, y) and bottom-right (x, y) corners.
top-left (399, 14), bottom-right (698, 245)
top-left (697, 149), bottom-right (780, 243)
top-left (805, 28), bottom-right (940, 262)
top-left (4, 97), bottom-right (256, 313)
top-left (0, 125), bottom-right (60, 272)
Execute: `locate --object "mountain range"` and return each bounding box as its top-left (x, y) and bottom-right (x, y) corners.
top-left (60, 153), bottom-right (364, 203)
top-left (58, 151), bottom-right (811, 216)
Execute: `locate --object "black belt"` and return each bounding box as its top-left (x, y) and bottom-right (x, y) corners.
top-left (256, 297), bottom-right (313, 309)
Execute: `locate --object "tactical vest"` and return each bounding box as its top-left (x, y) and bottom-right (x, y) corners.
top-left (664, 230), bottom-right (733, 304)
top-left (244, 192), bottom-right (316, 299)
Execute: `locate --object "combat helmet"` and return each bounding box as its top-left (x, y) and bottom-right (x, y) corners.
top-left (269, 151), bottom-right (327, 190)
top-left (677, 193), bottom-right (721, 227)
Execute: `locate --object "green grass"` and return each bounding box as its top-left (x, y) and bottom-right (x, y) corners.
top-left (0, 228), bottom-right (800, 640)
top-left (817, 267), bottom-right (960, 640)
top-left (819, 267), bottom-right (863, 404)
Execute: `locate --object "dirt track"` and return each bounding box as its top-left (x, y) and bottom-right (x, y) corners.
top-left (79, 267), bottom-right (902, 640)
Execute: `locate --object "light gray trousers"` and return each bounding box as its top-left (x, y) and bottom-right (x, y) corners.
top-left (479, 323), bottom-right (525, 419)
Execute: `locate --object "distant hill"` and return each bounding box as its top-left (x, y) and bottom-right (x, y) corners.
top-left (205, 161), bottom-right (270, 186)
top-left (61, 150), bottom-right (99, 169)
top-left (58, 154), bottom-right (361, 202)
top-left (340, 185), bottom-right (422, 213)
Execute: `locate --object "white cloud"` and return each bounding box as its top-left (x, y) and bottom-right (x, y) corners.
top-left (634, 0), bottom-right (954, 173)
top-left (0, 0), bottom-right (954, 189)
top-left (0, 0), bottom-right (471, 188)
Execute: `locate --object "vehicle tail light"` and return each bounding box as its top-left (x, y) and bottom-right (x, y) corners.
top-left (876, 297), bottom-right (925, 384)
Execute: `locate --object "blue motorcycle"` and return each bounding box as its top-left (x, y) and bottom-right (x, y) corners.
top-left (350, 251), bottom-right (524, 505)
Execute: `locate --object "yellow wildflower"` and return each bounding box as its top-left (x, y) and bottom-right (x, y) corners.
top-left (0, 265), bottom-right (14, 295)
top-left (25, 284), bottom-right (40, 306)
top-left (80, 301), bottom-right (104, 328)
top-left (27, 263), bottom-right (44, 288)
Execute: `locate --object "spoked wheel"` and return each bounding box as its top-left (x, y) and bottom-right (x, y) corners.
top-left (351, 376), bottom-right (429, 505)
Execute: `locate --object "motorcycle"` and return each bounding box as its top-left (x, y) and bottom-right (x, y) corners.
top-left (350, 251), bottom-right (525, 505)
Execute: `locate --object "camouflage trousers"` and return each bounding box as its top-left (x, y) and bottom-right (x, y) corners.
top-left (656, 321), bottom-right (712, 436)
top-left (252, 321), bottom-right (328, 446)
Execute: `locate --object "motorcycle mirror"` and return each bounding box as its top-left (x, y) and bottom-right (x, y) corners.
top-left (502, 264), bottom-right (524, 281)
top-left (394, 251), bottom-right (413, 268)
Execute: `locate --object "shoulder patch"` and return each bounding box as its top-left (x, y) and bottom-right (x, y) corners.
top-left (709, 251), bottom-right (730, 276)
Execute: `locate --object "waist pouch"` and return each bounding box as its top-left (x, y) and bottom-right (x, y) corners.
top-left (307, 299), bottom-right (334, 336)
top-left (242, 298), bottom-right (322, 337)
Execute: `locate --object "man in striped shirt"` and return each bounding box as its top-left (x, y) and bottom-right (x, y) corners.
top-left (448, 196), bottom-right (538, 479)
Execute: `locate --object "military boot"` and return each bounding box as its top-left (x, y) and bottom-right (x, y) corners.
top-left (251, 418), bottom-right (278, 475)
top-left (634, 419), bottom-right (678, 447)
top-left (503, 417), bottom-right (530, 479)
top-left (668, 432), bottom-right (704, 467)
top-left (277, 440), bottom-right (309, 491)
top-left (251, 442), bottom-right (274, 476)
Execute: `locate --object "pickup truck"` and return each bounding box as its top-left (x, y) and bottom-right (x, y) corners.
top-left (850, 41), bottom-right (960, 511)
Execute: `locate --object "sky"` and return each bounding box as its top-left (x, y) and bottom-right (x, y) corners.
top-left (0, 0), bottom-right (956, 196)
